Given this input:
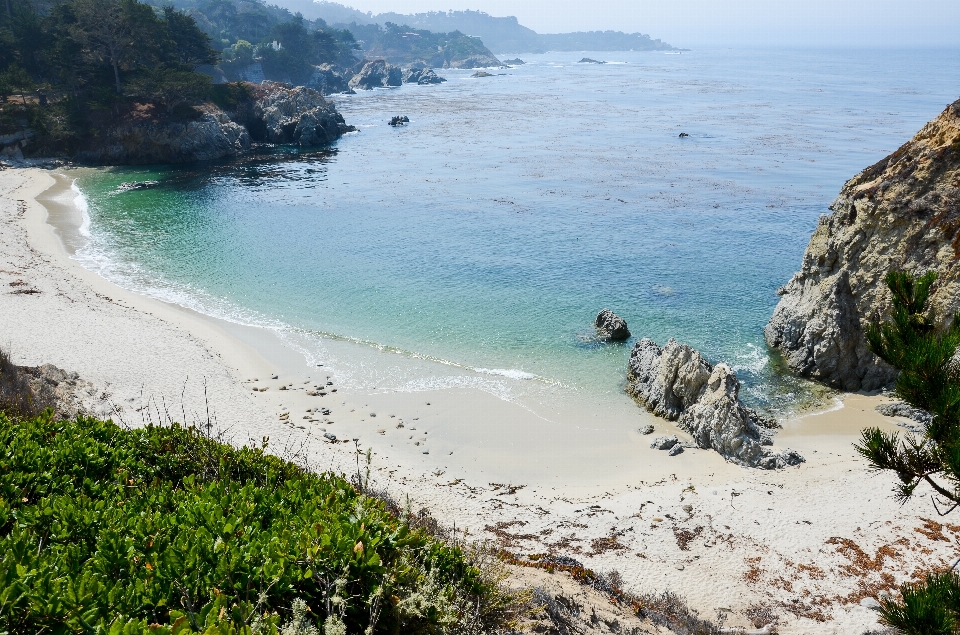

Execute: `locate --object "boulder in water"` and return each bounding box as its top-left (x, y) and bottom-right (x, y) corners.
top-left (595, 309), bottom-right (631, 341)
top-left (403, 68), bottom-right (446, 84)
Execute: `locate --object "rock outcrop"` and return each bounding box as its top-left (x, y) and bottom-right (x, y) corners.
top-left (75, 111), bottom-right (251, 165)
top-left (307, 64), bottom-right (354, 94)
top-left (627, 338), bottom-right (803, 469)
top-left (595, 309), bottom-right (631, 341)
top-left (766, 98), bottom-right (960, 391)
top-left (402, 68), bottom-right (446, 85)
top-left (252, 84), bottom-right (355, 146)
top-left (448, 53), bottom-right (500, 69)
top-left (349, 60), bottom-right (403, 90)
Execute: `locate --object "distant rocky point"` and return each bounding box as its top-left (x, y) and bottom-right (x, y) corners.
top-left (627, 337), bottom-right (803, 469)
top-left (66, 83), bottom-right (356, 165)
top-left (766, 97), bottom-right (960, 391)
top-left (503, 58), bottom-right (524, 65)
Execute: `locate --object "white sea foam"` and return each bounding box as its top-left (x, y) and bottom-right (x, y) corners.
top-left (71, 181), bottom-right (91, 238)
top-left (474, 368), bottom-right (537, 380)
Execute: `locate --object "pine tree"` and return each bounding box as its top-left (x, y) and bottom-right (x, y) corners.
top-left (856, 270), bottom-right (960, 633)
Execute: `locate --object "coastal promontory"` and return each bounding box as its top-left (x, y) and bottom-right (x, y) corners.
top-left (765, 98), bottom-right (960, 391)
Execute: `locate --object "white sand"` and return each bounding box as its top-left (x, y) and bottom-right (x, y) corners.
top-left (2, 165), bottom-right (955, 633)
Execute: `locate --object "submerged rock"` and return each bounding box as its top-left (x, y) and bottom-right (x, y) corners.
top-left (765, 98), bottom-right (960, 391)
top-left (503, 58), bottom-right (525, 65)
top-left (579, 58), bottom-right (606, 64)
top-left (389, 115), bottom-right (410, 126)
top-left (349, 60), bottom-right (402, 90)
top-left (595, 308), bottom-right (631, 341)
top-left (471, 71), bottom-right (494, 78)
top-left (627, 337), bottom-right (802, 469)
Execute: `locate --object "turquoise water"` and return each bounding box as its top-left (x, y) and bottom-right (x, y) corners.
top-left (73, 48), bottom-right (960, 413)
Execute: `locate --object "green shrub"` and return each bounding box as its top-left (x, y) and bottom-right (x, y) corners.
top-left (0, 412), bottom-right (504, 634)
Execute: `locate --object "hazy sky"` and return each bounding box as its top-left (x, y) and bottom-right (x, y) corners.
top-left (346, 0), bottom-right (960, 47)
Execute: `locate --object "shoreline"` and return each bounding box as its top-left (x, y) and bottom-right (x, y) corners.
top-left (2, 165), bottom-right (950, 633)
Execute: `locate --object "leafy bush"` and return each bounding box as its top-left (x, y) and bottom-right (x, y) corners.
top-left (0, 412), bottom-right (509, 634)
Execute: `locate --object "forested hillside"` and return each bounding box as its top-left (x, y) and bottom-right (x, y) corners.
top-left (0, 0), bottom-right (223, 154)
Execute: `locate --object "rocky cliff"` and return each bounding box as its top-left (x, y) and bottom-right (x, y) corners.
top-left (59, 83), bottom-right (355, 165)
top-left (765, 98), bottom-right (960, 391)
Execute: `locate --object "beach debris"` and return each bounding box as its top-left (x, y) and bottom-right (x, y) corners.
top-left (321, 409), bottom-right (331, 415)
top-left (640, 424), bottom-right (654, 435)
top-left (369, 412), bottom-right (376, 417)
top-left (323, 432), bottom-right (337, 441)
top-left (628, 337), bottom-right (802, 469)
top-left (422, 450), bottom-right (429, 454)
top-left (279, 386), bottom-right (287, 390)
top-left (271, 375), bottom-right (278, 379)
top-left (668, 444), bottom-right (684, 456)
top-left (650, 435), bottom-right (679, 450)
top-left (388, 115), bottom-right (410, 126)
top-left (595, 308), bottom-right (631, 341)
top-left (378, 429), bottom-right (385, 434)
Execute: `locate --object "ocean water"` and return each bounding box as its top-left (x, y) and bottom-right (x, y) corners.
top-left (71, 48), bottom-right (960, 415)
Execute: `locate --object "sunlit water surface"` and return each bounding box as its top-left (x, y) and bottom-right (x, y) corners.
top-left (72, 48), bottom-right (960, 415)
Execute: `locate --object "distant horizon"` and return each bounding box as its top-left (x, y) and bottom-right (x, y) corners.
top-left (317, 0), bottom-right (960, 49)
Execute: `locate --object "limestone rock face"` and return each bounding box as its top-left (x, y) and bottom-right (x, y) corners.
top-left (627, 338), bottom-right (803, 469)
top-left (766, 98), bottom-right (960, 391)
top-left (77, 111), bottom-right (251, 165)
top-left (595, 308), bottom-right (631, 341)
top-left (349, 60), bottom-right (402, 90)
top-left (253, 85), bottom-right (355, 146)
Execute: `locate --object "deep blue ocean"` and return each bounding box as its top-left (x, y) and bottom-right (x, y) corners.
top-left (72, 48), bottom-right (960, 414)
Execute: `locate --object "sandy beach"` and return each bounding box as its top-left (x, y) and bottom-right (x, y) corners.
top-left (2, 164), bottom-right (955, 633)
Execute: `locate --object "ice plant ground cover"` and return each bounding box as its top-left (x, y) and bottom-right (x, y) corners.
top-left (0, 411), bottom-right (516, 634)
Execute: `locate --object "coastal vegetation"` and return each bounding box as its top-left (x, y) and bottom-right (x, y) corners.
top-left (858, 270), bottom-right (960, 634)
top-left (0, 361), bottom-right (523, 634)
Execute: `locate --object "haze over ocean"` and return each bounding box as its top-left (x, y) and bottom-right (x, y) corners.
top-left (73, 48), bottom-right (960, 414)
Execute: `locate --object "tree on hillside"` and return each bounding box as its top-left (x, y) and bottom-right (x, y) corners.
top-left (162, 5), bottom-right (218, 68)
top-left (69, 0), bottom-right (163, 93)
top-left (856, 270), bottom-right (960, 634)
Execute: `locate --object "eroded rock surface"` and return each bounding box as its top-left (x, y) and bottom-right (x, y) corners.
top-left (403, 68), bottom-right (446, 84)
top-left (766, 98), bottom-right (960, 391)
top-left (595, 308), bottom-right (631, 341)
top-left (627, 338), bottom-right (803, 469)
top-left (349, 60), bottom-right (403, 89)
top-left (253, 84), bottom-right (356, 146)
top-left (76, 111), bottom-right (250, 165)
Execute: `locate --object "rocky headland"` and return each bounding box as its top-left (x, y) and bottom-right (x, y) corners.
top-left (765, 98), bottom-right (960, 391)
top-left (15, 82), bottom-right (357, 166)
top-left (627, 337), bottom-right (803, 469)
